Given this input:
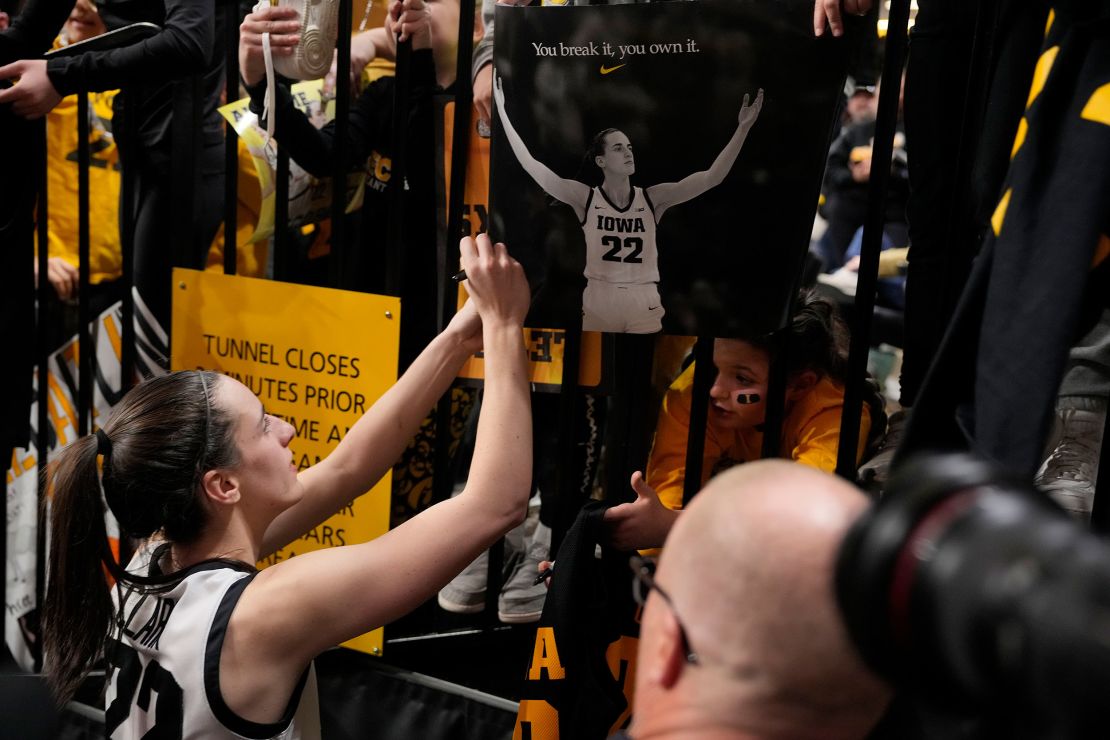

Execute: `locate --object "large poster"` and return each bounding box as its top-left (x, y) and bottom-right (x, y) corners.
top-left (490, 0), bottom-right (848, 336)
top-left (440, 101), bottom-right (609, 390)
top-left (171, 269), bottom-right (399, 655)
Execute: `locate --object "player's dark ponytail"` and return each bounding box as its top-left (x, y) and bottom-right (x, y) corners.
top-left (42, 371), bottom-right (241, 704)
top-left (43, 434), bottom-right (115, 705)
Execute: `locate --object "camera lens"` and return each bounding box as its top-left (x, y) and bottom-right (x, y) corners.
top-left (836, 453), bottom-right (1110, 731)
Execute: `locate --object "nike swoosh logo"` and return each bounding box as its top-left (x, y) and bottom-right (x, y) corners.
top-left (600, 64), bottom-right (627, 75)
top-left (647, 305), bottom-right (660, 311)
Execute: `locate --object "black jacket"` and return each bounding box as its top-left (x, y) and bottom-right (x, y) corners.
top-left (515, 502), bottom-right (639, 739)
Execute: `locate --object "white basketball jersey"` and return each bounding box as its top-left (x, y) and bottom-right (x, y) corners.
top-left (105, 544), bottom-right (321, 740)
top-left (580, 186), bottom-right (659, 284)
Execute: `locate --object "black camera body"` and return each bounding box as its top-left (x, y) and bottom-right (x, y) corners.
top-left (836, 453), bottom-right (1110, 737)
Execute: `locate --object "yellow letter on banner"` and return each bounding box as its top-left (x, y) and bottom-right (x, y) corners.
top-left (528, 627), bottom-right (567, 681)
top-left (170, 268), bottom-right (400, 656)
top-left (513, 699), bottom-right (559, 740)
top-left (605, 635), bottom-right (639, 735)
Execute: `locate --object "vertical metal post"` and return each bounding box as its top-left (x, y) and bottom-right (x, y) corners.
top-left (627, 335), bottom-right (656, 470)
top-left (77, 91), bottom-right (92, 437)
top-left (602, 334), bottom-right (654, 504)
top-left (171, 77), bottom-right (202, 275)
top-left (274, 150), bottom-right (291, 281)
top-left (551, 326), bottom-right (582, 555)
top-left (224, 0), bottom-right (241, 276)
top-left (116, 96), bottom-right (138, 572)
top-left (1090, 403), bottom-right (1110, 533)
top-left (120, 96), bottom-right (137, 389)
top-left (835, 0), bottom-right (912, 479)
top-left (760, 329), bottom-right (789, 460)
top-left (681, 338), bottom-right (714, 506)
top-left (384, 40), bottom-right (413, 296)
top-left (431, 0), bottom-right (477, 508)
top-left (32, 119), bottom-right (50, 674)
top-left (442, 0), bottom-right (476, 328)
top-left (329, 0), bottom-right (353, 288)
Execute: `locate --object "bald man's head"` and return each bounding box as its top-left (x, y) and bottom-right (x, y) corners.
top-left (631, 461), bottom-right (889, 740)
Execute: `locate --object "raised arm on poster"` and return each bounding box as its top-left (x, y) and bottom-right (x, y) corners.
top-left (493, 75), bottom-right (763, 335)
top-left (42, 235), bottom-right (532, 734)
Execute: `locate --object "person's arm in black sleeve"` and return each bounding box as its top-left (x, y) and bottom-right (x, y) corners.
top-left (44, 0), bottom-right (213, 95)
top-left (399, 46), bottom-right (439, 187)
top-left (246, 74), bottom-right (338, 177)
top-left (241, 0), bottom-right (438, 179)
top-left (0, 0), bottom-right (75, 66)
top-left (246, 49), bottom-right (437, 180)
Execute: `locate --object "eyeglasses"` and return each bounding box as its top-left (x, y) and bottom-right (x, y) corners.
top-left (630, 554), bottom-right (700, 665)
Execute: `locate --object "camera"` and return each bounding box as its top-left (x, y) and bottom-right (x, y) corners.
top-left (836, 453), bottom-right (1110, 737)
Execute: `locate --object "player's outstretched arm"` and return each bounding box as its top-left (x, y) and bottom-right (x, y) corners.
top-left (647, 88), bottom-right (764, 220)
top-left (493, 75), bottom-right (590, 218)
top-left (261, 269), bottom-right (486, 557)
top-left (221, 236), bottom-right (533, 720)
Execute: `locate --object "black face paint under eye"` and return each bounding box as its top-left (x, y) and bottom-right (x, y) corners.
top-left (736, 393), bottom-right (761, 404)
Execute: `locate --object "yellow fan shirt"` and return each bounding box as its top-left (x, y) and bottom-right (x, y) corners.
top-left (38, 81), bottom-right (122, 285)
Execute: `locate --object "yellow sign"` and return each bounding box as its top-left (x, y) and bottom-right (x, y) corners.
top-left (170, 268), bottom-right (400, 655)
top-left (458, 328), bottom-right (604, 390)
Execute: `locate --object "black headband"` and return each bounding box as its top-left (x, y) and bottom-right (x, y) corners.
top-left (196, 371), bottom-right (211, 477)
top-left (95, 428), bottom-right (112, 458)
top-left (95, 427), bottom-right (129, 532)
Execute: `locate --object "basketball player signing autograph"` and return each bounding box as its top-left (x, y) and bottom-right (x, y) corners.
top-left (494, 77), bottom-right (763, 333)
top-left (41, 236), bottom-right (532, 739)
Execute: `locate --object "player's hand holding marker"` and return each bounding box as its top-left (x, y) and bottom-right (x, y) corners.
top-left (458, 234), bottom-right (531, 331)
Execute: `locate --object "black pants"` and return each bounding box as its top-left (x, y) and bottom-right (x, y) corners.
top-left (900, 0), bottom-right (1046, 406)
top-left (0, 108), bottom-right (38, 462)
top-left (124, 139), bottom-right (225, 343)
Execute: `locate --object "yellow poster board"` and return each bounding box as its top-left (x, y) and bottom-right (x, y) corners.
top-left (170, 268), bottom-right (399, 655)
top-left (458, 328), bottom-right (604, 390)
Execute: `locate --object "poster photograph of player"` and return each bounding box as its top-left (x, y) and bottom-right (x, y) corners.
top-left (489, 0), bottom-right (851, 337)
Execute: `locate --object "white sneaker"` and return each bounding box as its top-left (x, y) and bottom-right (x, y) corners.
top-left (437, 550), bottom-right (490, 614)
top-left (1035, 405), bottom-right (1106, 521)
top-left (273, 0), bottom-right (339, 80)
top-left (438, 504), bottom-right (529, 615)
top-left (498, 521), bottom-right (550, 625)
